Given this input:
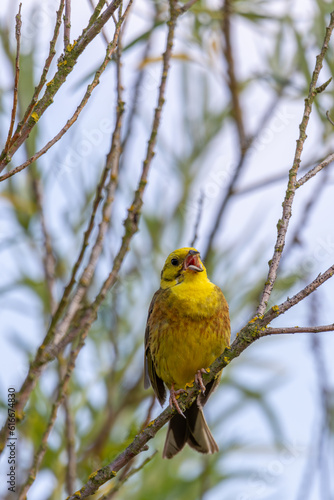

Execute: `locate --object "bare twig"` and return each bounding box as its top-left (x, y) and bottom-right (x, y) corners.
top-left (64, 0), bottom-right (72, 49)
top-left (87, 0), bottom-right (110, 44)
top-left (65, 262), bottom-right (334, 499)
top-left (3, 3), bottom-right (22, 154)
top-left (296, 153), bottom-right (334, 188)
top-left (64, 392), bottom-right (77, 495)
top-left (326, 110), bottom-right (334, 126)
top-left (256, 11), bottom-right (334, 316)
top-left (98, 452), bottom-right (158, 500)
top-left (121, 37), bottom-right (152, 154)
top-left (30, 173), bottom-right (57, 314)
top-left (48, 9), bottom-right (129, 352)
top-left (0, 3), bottom-right (133, 454)
top-left (234, 155), bottom-right (330, 196)
top-left (5, 0), bottom-right (65, 156)
top-left (222, 0), bottom-right (246, 150)
top-left (202, 40), bottom-right (283, 260)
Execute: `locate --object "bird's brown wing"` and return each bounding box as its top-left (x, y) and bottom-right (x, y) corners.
top-left (144, 288), bottom-right (167, 405)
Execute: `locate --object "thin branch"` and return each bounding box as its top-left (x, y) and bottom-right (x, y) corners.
top-left (0, 0), bottom-right (123, 172)
top-left (222, 0), bottom-right (246, 150)
top-left (234, 156), bottom-right (329, 196)
top-left (5, 0), bottom-right (65, 156)
top-left (49, 0), bottom-right (179, 355)
top-left (190, 192), bottom-right (204, 247)
top-left (66, 263), bottom-right (334, 499)
top-left (87, 0), bottom-right (110, 44)
top-left (256, 11), bottom-right (334, 316)
top-left (3, 3), bottom-right (22, 154)
top-left (64, 0), bottom-right (72, 49)
top-left (98, 452), bottom-right (158, 500)
top-left (326, 110), bottom-right (334, 126)
top-left (30, 173), bottom-right (57, 314)
top-left (48, 9), bottom-right (128, 352)
top-left (121, 37), bottom-right (152, 154)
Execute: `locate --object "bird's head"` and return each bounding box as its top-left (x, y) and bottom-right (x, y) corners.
top-left (160, 247), bottom-right (207, 289)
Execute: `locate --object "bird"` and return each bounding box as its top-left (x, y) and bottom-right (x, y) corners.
top-left (144, 247), bottom-right (230, 459)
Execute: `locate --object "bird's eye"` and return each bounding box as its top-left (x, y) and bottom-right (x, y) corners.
top-left (171, 258), bottom-right (179, 266)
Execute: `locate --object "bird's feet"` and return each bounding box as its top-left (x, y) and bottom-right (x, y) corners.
top-left (195, 368), bottom-right (207, 395)
top-left (169, 384), bottom-right (186, 418)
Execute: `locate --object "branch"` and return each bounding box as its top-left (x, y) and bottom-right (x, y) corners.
top-left (3, 3), bottom-right (22, 154)
top-left (30, 172), bottom-right (57, 314)
top-left (17, 334), bottom-right (87, 500)
top-left (296, 152), bottom-right (334, 188)
top-left (263, 324), bottom-right (334, 335)
top-left (2, 0), bottom-right (65, 161)
top-left (64, 0), bottom-right (72, 49)
top-left (0, 0), bottom-right (178, 455)
top-left (222, 0), bottom-right (246, 150)
top-left (256, 11), bottom-right (334, 316)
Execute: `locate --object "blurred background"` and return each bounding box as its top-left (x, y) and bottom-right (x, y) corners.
top-left (0, 0), bottom-right (334, 498)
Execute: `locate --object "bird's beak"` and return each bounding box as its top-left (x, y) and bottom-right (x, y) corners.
top-left (183, 250), bottom-right (203, 272)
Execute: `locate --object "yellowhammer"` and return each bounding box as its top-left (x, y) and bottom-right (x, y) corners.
top-left (144, 247), bottom-right (230, 459)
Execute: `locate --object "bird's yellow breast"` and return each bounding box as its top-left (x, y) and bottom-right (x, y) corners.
top-left (148, 276), bottom-right (230, 390)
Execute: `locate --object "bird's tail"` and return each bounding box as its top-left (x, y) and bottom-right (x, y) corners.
top-left (162, 402), bottom-right (219, 459)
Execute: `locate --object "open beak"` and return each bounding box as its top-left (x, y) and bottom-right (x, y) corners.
top-left (183, 250), bottom-right (203, 272)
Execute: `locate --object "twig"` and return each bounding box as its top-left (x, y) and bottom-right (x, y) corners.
top-left (64, 0), bottom-right (72, 49)
top-left (87, 0), bottom-right (110, 44)
top-left (17, 334), bottom-right (87, 500)
top-left (98, 452), bottom-right (158, 500)
top-left (190, 192), bottom-right (204, 247)
top-left (0, 9), bottom-right (125, 183)
top-left (326, 110), bottom-right (334, 126)
top-left (50, 0), bottom-right (179, 357)
top-left (0, 4), bottom-right (132, 454)
top-left (0, 0), bottom-right (123, 172)
top-left (5, 0), bottom-right (65, 156)
top-left (234, 156), bottom-right (331, 196)
top-left (176, 0), bottom-right (199, 15)
top-left (222, 0), bottom-right (246, 151)
top-left (202, 48), bottom-right (283, 260)
top-left (3, 3), bottom-right (22, 154)
top-left (121, 37), bottom-right (152, 154)
top-left (256, 11), bottom-right (334, 316)
top-left (30, 172), bottom-right (57, 314)
top-left (48, 9), bottom-right (129, 352)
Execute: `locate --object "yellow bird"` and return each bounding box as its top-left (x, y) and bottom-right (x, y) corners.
top-left (144, 247), bottom-right (230, 459)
